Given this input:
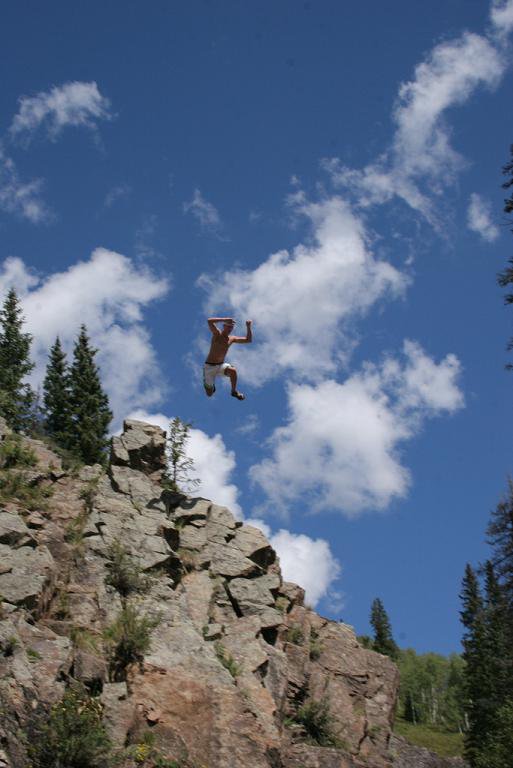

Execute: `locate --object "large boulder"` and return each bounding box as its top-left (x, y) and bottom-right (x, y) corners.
top-left (110, 420), bottom-right (167, 480)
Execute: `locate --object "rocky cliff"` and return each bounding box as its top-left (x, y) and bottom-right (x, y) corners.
top-left (0, 418), bottom-right (464, 768)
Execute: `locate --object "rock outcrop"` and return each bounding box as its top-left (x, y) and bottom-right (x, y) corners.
top-left (0, 418), bottom-right (461, 768)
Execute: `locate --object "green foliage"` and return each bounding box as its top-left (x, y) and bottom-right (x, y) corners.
top-left (70, 626), bottom-right (100, 653)
top-left (0, 434), bottom-right (37, 468)
top-left (164, 417), bottom-right (199, 494)
top-left (104, 540), bottom-right (149, 598)
top-left (286, 625), bottom-right (304, 645)
top-left (0, 288), bottom-right (35, 432)
top-left (357, 634), bottom-right (374, 650)
top-left (0, 470), bottom-right (53, 510)
top-left (28, 685), bottom-right (111, 768)
top-left (27, 647), bottom-right (42, 661)
top-left (43, 337), bottom-right (74, 450)
top-left (68, 326), bottom-right (112, 465)
top-left (104, 603), bottom-right (160, 680)
top-left (459, 477), bottom-right (513, 767)
top-left (397, 648), bottom-right (466, 732)
top-left (309, 629), bottom-right (322, 660)
top-left (214, 641), bottom-right (240, 678)
top-left (473, 699), bottom-right (513, 768)
top-left (394, 717), bottom-right (464, 758)
top-left (295, 698), bottom-right (345, 748)
top-left (130, 732), bottom-right (184, 767)
top-left (370, 597), bottom-right (399, 660)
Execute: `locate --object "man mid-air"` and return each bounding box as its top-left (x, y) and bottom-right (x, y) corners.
top-left (203, 316), bottom-right (252, 401)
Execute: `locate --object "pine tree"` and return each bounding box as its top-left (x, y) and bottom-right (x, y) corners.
top-left (0, 288), bottom-right (35, 431)
top-left (370, 598), bottom-right (399, 660)
top-left (43, 337), bottom-right (73, 448)
top-left (460, 564), bottom-right (493, 766)
top-left (483, 561), bottom-right (510, 707)
top-left (499, 146), bottom-right (513, 368)
top-left (487, 480), bottom-right (513, 609)
top-left (68, 326), bottom-right (112, 464)
top-left (165, 417), bottom-right (199, 494)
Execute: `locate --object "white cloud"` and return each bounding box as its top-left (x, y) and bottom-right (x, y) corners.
top-left (467, 192), bottom-right (499, 242)
top-left (270, 529), bottom-right (341, 608)
top-left (325, 31), bottom-right (505, 224)
top-left (184, 188), bottom-right (223, 234)
top-left (0, 249), bottom-right (169, 423)
top-left (251, 341), bottom-right (464, 517)
top-left (0, 147), bottom-right (49, 223)
top-left (490, 0), bottom-right (513, 36)
top-left (10, 81), bottom-right (112, 142)
top-left (199, 195), bottom-right (407, 383)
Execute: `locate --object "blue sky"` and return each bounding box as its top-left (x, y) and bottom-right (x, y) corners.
top-left (1, 0), bottom-right (513, 654)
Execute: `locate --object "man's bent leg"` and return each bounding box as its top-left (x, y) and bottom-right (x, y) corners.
top-left (225, 366), bottom-right (245, 400)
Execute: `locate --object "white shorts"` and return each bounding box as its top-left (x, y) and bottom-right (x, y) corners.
top-left (203, 361), bottom-right (230, 391)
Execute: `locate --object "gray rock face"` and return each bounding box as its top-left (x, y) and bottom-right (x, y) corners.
top-left (0, 421), bottom-right (459, 768)
top-left (110, 419), bottom-right (167, 480)
top-left (0, 511), bottom-right (36, 548)
top-left (0, 542), bottom-right (55, 610)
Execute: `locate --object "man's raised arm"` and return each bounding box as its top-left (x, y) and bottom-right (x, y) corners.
top-left (207, 316), bottom-right (233, 334)
top-left (231, 320), bottom-right (253, 344)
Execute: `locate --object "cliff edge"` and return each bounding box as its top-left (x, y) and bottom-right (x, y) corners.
top-left (0, 418), bottom-right (463, 768)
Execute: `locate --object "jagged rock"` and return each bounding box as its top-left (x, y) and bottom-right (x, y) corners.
top-left (280, 581), bottom-right (305, 607)
top-left (232, 524), bottom-right (276, 567)
top-left (203, 623), bottom-right (223, 640)
top-left (110, 419), bottom-right (167, 480)
top-left (0, 420), bottom-right (455, 768)
top-left (101, 682), bottom-right (135, 748)
top-left (0, 543), bottom-right (55, 611)
top-left (207, 542), bottom-right (261, 578)
top-left (73, 648), bottom-right (107, 688)
top-left (174, 497), bottom-right (211, 523)
top-left (281, 744), bottom-right (357, 767)
top-left (109, 465), bottom-right (165, 510)
top-left (0, 511), bottom-right (36, 548)
top-left (227, 576), bottom-right (276, 615)
top-left (178, 523), bottom-right (207, 550)
top-left (25, 511), bottom-right (46, 529)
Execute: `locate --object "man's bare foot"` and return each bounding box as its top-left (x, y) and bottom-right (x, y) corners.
top-left (231, 390), bottom-right (245, 401)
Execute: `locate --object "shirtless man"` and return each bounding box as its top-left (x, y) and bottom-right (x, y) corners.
top-left (203, 317), bottom-right (252, 400)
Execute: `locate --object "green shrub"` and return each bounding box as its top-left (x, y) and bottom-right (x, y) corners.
top-left (104, 604), bottom-right (160, 680)
top-left (286, 625), bottom-right (304, 645)
top-left (130, 732), bottom-right (183, 766)
top-left (0, 471), bottom-right (52, 510)
top-left (296, 698), bottom-right (344, 748)
top-left (214, 642), bottom-right (240, 678)
top-left (70, 626), bottom-right (100, 653)
top-left (28, 685), bottom-right (111, 767)
top-left (0, 435), bottom-right (37, 469)
top-left (308, 628), bottom-right (322, 660)
top-left (104, 540), bottom-right (149, 598)
top-left (27, 647), bottom-right (42, 661)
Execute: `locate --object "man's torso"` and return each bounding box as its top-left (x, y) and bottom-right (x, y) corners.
top-left (206, 334), bottom-right (232, 364)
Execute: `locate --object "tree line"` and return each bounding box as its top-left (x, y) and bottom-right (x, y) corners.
top-left (0, 288), bottom-right (112, 464)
